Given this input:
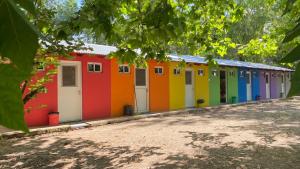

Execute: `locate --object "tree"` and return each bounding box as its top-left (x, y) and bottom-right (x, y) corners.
top-left (0, 0), bottom-right (84, 131)
top-left (280, 0), bottom-right (300, 96)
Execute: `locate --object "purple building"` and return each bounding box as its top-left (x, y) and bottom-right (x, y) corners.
top-left (270, 71), bottom-right (279, 99)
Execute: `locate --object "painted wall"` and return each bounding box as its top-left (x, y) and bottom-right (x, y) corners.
top-left (226, 67), bottom-right (238, 103)
top-left (259, 71), bottom-right (267, 100)
top-left (209, 66), bottom-right (220, 106)
top-left (270, 71), bottom-right (278, 99)
top-left (80, 55), bottom-right (111, 120)
top-left (238, 68), bottom-right (247, 102)
top-left (148, 60), bottom-right (169, 112)
top-left (111, 59), bottom-right (135, 117)
top-left (169, 62), bottom-right (185, 110)
top-left (193, 64), bottom-right (209, 107)
top-left (285, 72), bottom-right (291, 97)
top-left (251, 69), bottom-right (260, 101)
top-left (24, 66), bottom-right (58, 127)
top-left (277, 72), bottom-right (283, 98)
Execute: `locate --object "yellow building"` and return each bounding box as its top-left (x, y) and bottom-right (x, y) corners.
top-left (192, 64), bottom-right (210, 107)
top-left (169, 62), bottom-right (185, 110)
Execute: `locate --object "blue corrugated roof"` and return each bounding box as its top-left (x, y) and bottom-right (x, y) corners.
top-left (168, 54), bottom-right (293, 71)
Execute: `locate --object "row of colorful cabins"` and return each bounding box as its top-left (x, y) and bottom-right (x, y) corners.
top-left (25, 44), bottom-right (293, 127)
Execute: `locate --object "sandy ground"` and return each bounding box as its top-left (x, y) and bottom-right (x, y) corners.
top-left (0, 99), bottom-right (300, 169)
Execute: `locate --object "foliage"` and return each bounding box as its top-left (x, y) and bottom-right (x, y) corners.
top-left (238, 35), bottom-right (278, 62)
top-left (74, 0), bottom-right (243, 65)
top-left (280, 0), bottom-right (300, 96)
top-left (0, 0), bottom-right (84, 131)
top-left (0, 0), bottom-right (39, 131)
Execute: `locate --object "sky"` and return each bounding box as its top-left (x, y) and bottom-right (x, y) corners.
top-left (77, 0), bottom-right (83, 7)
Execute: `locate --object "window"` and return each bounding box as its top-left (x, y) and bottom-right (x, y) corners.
top-left (119, 65), bottom-right (130, 73)
top-left (136, 68), bottom-right (146, 86)
top-left (272, 73), bottom-right (276, 78)
top-left (239, 70), bottom-right (244, 77)
top-left (198, 69), bottom-right (204, 76)
top-left (88, 63), bottom-right (102, 72)
top-left (212, 70), bottom-right (218, 76)
top-left (62, 66), bottom-right (76, 87)
top-left (229, 70), bottom-right (235, 76)
top-left (265, 74), bottom-right (269, 84)
top-left (173, 68), bottom-right (180, 75)
top-left (246, 73), bottom-right (250, 84)
top-left (154, 67), bottom-right (163, 75)
top-left (185, 71), bottom-right (192, 84)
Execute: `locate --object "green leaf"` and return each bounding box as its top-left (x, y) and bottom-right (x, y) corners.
top-left (288, 63), bottom-right (300, 97)
top-left (0, 65), bottom-right (28, 132)
top-left (0, 0), bottom-right (38, 71)
top-left (281, 45), bottom-right (300, 63)
top-left (283, 22), bottom-right (300, 43)
top-left (0, 0), bottom-right (38, 132)
top-left (14, 0), bottom-right (36, 15)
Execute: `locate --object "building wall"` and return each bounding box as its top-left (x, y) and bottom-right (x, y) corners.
top-left (277, 72), bottom-right (283, 98)
top-left (270, 71), bottom-right (278, 99)
top-left (110, 59), bottom-right (135, 117)
top-left (238, 68), bottom-right (247, 102)
top-left (24, 66), bottom-right (58, 127)
top-left (193, 64), bottom-right (209, 107)
top-left (259, 71), bottom-right (267, 100)
top-left (285, 72), bottom-right (291, 97)
top-left (169, 62), bottom-right (185, 110)
top-left (251, 69), bottom-right (260, 101)
top-left (148, 60), bottom-right (169, 112)
top-left (209, 66), bottom-right (220, 106)
top-left (226, 67), bottom-right (238, 103)
top-left (79, 55), bottom-right (111, 120)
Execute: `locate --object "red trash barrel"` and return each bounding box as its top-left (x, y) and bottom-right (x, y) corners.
top-left (48, 112), bottom-right (59, 126)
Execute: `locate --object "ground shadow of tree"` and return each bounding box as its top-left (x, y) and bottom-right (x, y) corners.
top-left (0, 137), bottom-right (163, 169)
top-left (152, 132), bottom-right (300, 169)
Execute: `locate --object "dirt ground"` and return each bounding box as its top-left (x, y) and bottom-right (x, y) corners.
top-left (1, 99), bottom-right (300, 169)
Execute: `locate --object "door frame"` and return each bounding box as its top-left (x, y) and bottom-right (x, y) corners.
top-left (58, 60), bottom-right (83, 122)
top-left (265, 72), bottom-right (271, 99)
top-left (134, 67), bottom-right (149, 112)
top-left (246, 71), bottom-right (252, 101)
top-left (185, 68), bottom-right (195, 107)
top-left (219, 69), bottom-right (227, 103)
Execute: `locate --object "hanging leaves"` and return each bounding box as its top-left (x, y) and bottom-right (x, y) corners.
top-left (0, 0), bottom-right (39, 132)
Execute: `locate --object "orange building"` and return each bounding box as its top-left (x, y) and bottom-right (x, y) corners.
top-left (110, 59), bottom-right (135, 117)
top-left (148, 60), bottom-right (169, 112)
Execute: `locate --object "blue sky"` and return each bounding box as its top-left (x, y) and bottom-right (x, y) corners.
top-left (77, 0), bottom-right (83, 7)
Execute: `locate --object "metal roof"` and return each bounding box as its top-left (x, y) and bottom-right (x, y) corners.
top-left (168, 54), bottom-right (293, 71)
top-left (72, 43), bottom-right (292, 72)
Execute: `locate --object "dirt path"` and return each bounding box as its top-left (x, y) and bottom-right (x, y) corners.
top-left (1, 99), bottom-right (300, 169)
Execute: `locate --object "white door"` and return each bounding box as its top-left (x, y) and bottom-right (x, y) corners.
top-left (265, 73), bottom-right (270, 99)
top-left (246, 71), bottom-right (252, 101)
top-left (58, 61), bottom-right (82, 122)
top-left (185, 70), bottom-right (195, 107)
top-left (281, 73), bottom-right (285, 98)
top-left (135, 68), bottom-right (148, 113)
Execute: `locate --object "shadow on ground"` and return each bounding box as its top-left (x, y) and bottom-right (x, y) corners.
top-left (0, 137), bottom-right (162, 169)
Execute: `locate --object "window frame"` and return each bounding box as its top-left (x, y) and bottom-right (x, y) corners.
top-left (212, 69), bottom-right (218, 77)
top-left (173, 68), bottom-right (181, 75)
top-left (198, 69), bottom-right (204, 76)
top-left (87, 62), bottom-right (102, 73)
top-left (118, 64), bottom-right (130, 73)
top-left (154, 66), bottom-right (163, 75)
